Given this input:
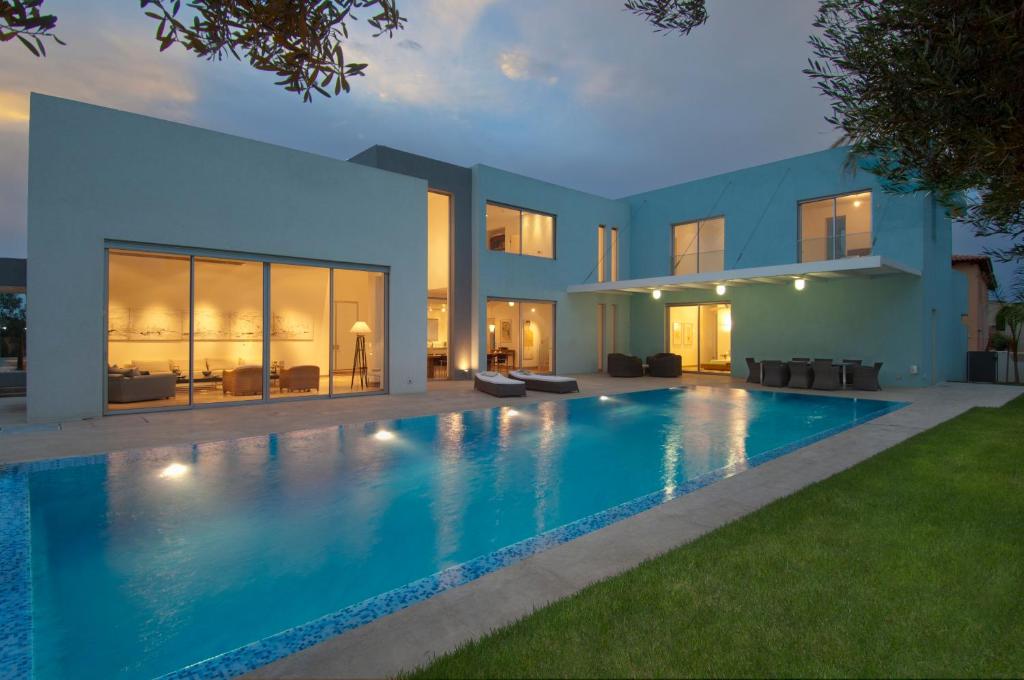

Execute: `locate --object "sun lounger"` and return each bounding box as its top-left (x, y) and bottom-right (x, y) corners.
top-left (509, 370), bottom-right (579, 393)
top-left (474, 371), bottom-right (526, 397)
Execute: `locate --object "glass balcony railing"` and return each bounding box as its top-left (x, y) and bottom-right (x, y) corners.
top-left (671, 250), bottom-right (725, 276)
top-left (799, 232), bottom-right (872, 263)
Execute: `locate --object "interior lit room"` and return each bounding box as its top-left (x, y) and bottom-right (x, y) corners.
top-left (485, 299), bottom-right (554, 374)
top-left (667, 303), bottom-right (732, 374)
top-left (106, 249), bottom-right (386, 412)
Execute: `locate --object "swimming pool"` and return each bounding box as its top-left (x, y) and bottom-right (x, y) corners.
top-left (0, 387), bottom-right (904, 679)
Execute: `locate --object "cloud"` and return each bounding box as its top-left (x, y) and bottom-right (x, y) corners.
top-left (343, 0), bottom-right (506, 109)
top-left (498, 50), bottom-right (558, 85)
top-left (0, 20), bottom-right (197, 124)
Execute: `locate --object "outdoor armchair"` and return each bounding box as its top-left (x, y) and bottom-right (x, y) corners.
top-left (607, 353), bottom-right (644, 377)
top-left (811, 360), bottom-right (842, 390)
top-left (761, 360), bottom-right (790, 387)
top-left (788, 361), bottom-right (814, 388)
top-left (745, 357), bottom-right (761, 384)
top-left (646, 353), bottom-right (682, 377)
top-left (852, 362), bottom-right (883, 391)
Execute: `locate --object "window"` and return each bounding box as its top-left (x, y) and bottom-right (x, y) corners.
top-left (486, 299), bottom-right (555, 373)
top-left (610, 228), bottom-right (619, 282)
top-left (672, 217), bottom-right (725, 275)
top-left (597, 226), bottom-right (606, 283)
top-left (427, 190), bottom-right (451, 379)
top-left (106, 247), bottom-right (387, 412)
top-left (799, 191), bottom-right (871, 262)
top-left (486, 203), bottom-right (554, 258)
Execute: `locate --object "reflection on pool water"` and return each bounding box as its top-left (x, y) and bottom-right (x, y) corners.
top-left (4, 387), bottom-right (903, 679)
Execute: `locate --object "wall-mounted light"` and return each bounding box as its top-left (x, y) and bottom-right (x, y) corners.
top-left (652, 289), bottom-right (662, 300)
top-left (715, 284), bottom-right (726, 296)
top-left (853, 200), bottom-right (862, 208)
top-left (373, 430), bottom-right (395, 441)
top-left (794, 278), bottom-right (806, 291)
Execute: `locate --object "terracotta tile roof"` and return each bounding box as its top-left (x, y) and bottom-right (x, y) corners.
top-left (952, 254), bottom-right (997, 290)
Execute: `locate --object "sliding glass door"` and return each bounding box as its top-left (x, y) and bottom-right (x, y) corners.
top-left (106, 246), bottom-right (387, 413)
top-left (485, 298), bottom-right (555, 374)
top-left (667, 303), bottom-right (732, 374)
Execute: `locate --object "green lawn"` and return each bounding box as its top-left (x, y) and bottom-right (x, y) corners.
top-left (409, 396), bottom-right (1024, 678)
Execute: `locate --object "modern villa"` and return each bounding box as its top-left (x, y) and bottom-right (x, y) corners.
top-left (25, 93), bottom-right (967, 423)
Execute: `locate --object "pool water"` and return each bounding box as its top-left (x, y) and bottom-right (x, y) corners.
top-left (2, 387), bottom-right (903, 679)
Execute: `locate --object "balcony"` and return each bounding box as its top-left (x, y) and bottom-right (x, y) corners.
top-left (671, 249), bottom-right (725, 276)
top-left (799, 231), bottom-right (872, 264)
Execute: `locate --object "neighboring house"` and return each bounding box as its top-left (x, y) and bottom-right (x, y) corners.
top-left (952, 254), bottom-right (997, 351)
top-left (25, 94), bottom-right (968, 422)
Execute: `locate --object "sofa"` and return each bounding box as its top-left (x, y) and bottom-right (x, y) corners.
top-left (108, 372), bottom-right (177, 403)
top-left (280, 365), bottom-right (320, 392)
top-left (646, 353), bottom-right (682, 377)
top-left (223, 365), bottom-right (263, 396)
top-left (607, 353), bottom-right (643, 377)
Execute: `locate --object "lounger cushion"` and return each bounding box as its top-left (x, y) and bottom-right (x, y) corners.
top-left (509, 370), bottom-right (580, 393)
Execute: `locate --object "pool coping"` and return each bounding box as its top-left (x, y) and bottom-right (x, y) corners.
top-left (246, 385), bottom-right (1014, 679)
top-left (0, 387), bottom-right (906, 680)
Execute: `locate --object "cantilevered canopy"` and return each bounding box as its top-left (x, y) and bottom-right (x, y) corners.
top-left (567, 255), bottom-right (920, 294)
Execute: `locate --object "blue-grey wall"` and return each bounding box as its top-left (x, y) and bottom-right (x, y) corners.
top-left (622, 147), bottom-right (963, 386)
top-left (349, 145), bottom-right (474, 379)
top-left (27, 95), bottom-right (428, 422)
top-left (471, 165), bottom-right (632, 374)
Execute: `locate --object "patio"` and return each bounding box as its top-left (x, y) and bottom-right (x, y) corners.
top-left (0, 374), bottom-right (1018, 466)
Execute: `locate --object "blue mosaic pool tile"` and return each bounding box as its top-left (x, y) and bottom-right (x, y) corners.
top-left (0, 470), bottom-right (31, 680)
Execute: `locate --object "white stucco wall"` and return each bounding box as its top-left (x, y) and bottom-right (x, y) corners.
top-left (27, 94), bottom-right (427, 422)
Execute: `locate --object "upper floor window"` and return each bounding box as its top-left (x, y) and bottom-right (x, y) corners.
top-left (597, 225), bottom-right (606, 282)
top-left (672, 217), bottom-right (724, 275)
top-left (610, 227), bottom-right (619, 281)
top-left (799, 191), bottom-right (871, 263)
top-left (486, 203), bottom-right (555, 259)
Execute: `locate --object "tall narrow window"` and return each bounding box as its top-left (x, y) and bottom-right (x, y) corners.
top-left (486, 203), bottom-right (555, 259)
top-left (332, 269), bottom-right (386, 394)
top-left (610, 228), bottom-right (619, 282)
top-left (672, 217), bottom-right (725, 275)
top-left (193, 257), bottom-right (264, 405)
top-left (270, 264), bottom-right (329, 399)
top-left (799, 191), bottom-right (871, 262)
top-left (597, 225), bottom-right (606, 283)
top-left (106, 250), bottom-right (190, 411)
top-left (427, 191), bottom-right (451, 380)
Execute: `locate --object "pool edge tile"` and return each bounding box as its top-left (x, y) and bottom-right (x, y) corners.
top-left (0, 470), bottom-right (32, 680)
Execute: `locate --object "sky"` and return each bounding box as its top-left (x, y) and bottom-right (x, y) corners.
top-left (0, 0), bottom-right (1014, 287)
